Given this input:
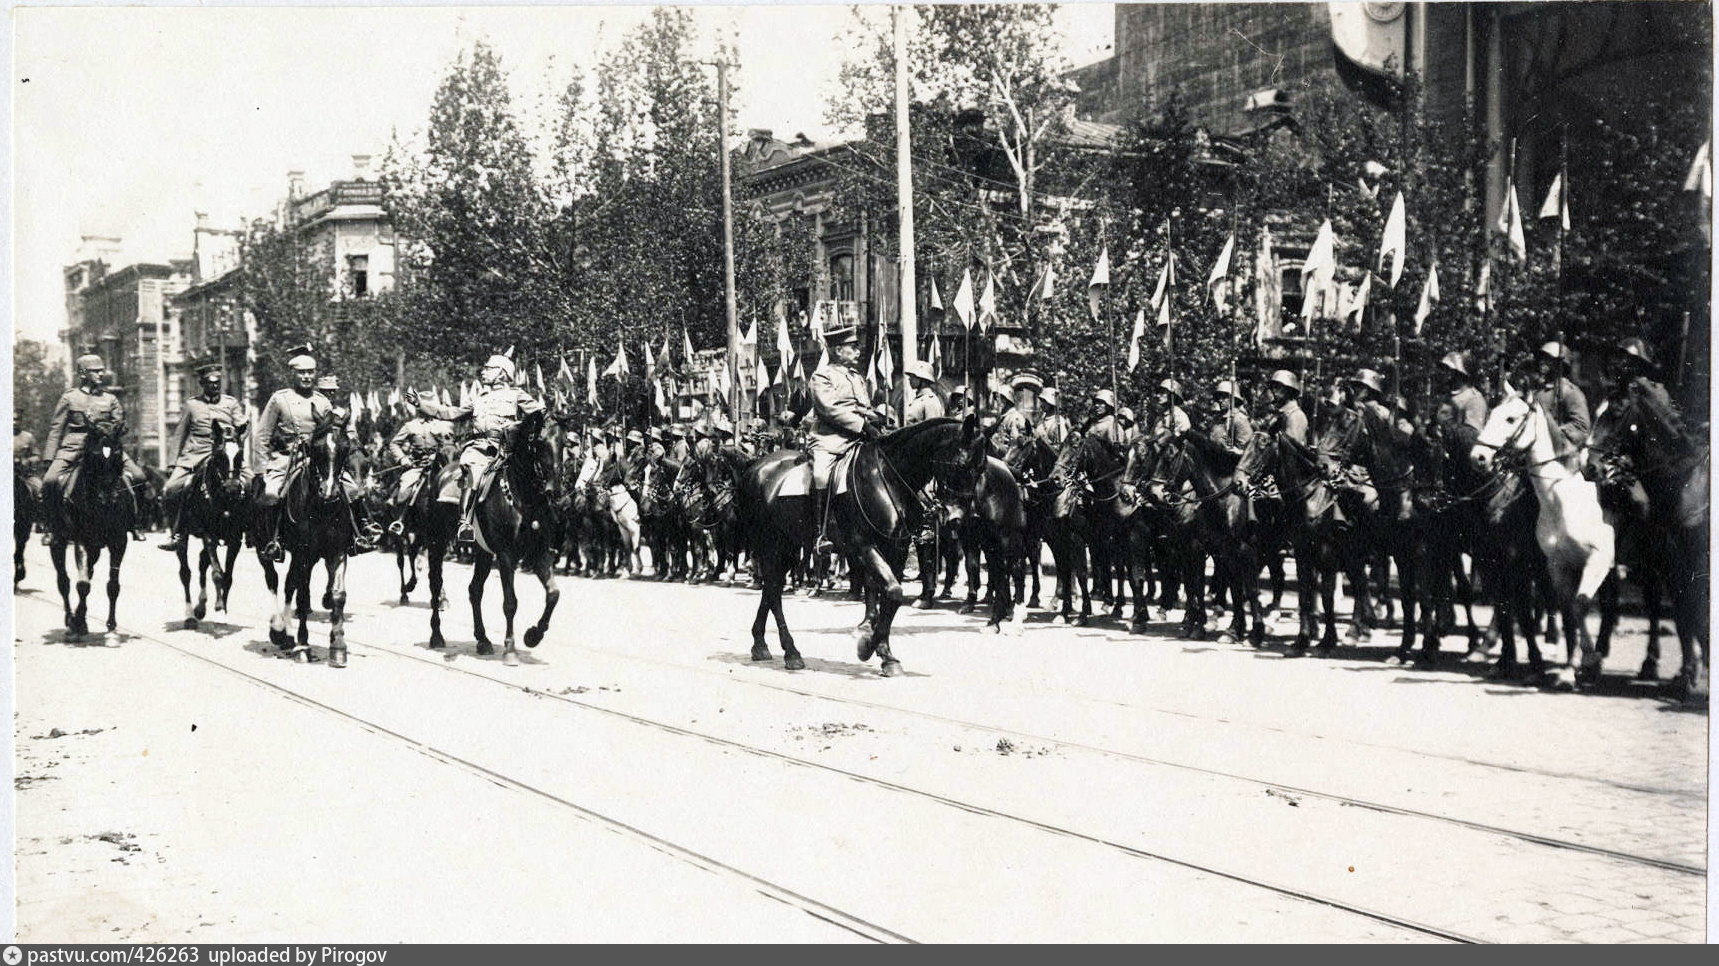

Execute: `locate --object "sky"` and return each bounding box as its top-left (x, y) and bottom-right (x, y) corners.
top-left (11, 2), bottom-right (1114, 348)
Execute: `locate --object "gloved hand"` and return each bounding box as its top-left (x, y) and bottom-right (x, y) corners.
top-left (862, 421), bottom-right (883, 441)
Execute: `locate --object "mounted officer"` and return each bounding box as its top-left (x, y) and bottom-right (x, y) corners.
top-left (1083, 389), bottom-right (1129, 449)
top-left (159, 362), bottom-right (251, 552)
top-left (404, 352), bottom-right (544, 543)
top-left (995, 370), bottom-right (1042, 452)
top-left (1206, 379), bottom-right (1253, 461)
top-left (252, 346), bottom-right (378, 560)
top-left (384, 408), bottom-right (455, 535)
top-left (808, 323), bottom-right (884, 550)
top-left (42, 353), bottom-right (149, 544)
top-left (1529, 341), bottom-right (1591, 458)
top-left (1034, 387), bottom-right (1072, 447)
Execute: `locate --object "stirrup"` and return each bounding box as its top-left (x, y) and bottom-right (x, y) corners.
top-left (263, 540), bottom-right (285, 563)
top-left (158, 533), bottom-right (187, 552)
top-left (457, 522), bottom-right (475, 542)
top-left (387, 520), bottom-right (405, 536)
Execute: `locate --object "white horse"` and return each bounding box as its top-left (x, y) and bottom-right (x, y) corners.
top-left (1472, 393), bottom-right (1615, 689)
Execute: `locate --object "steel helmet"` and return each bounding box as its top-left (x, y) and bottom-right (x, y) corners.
top-left (1438, 351), bottom-right (1471, 378)
top-left (1267, 369), bottom-right (1301, 394)
top-left (1157, 378), bottom-right (1184, 399)
top-left (1117, 406), bottom-right (1136, 424)
top-left (75, 353), bottom-right (106, 372)
top-left (1347, 369), bottom-right (1386, 396)
top-left (1093, 389), bottom-right (1118, 410)
top-left (1615, 337), bottom-right (1655, 366)
top-left (1536, 341), bottom-right (1571, 366)
top-left (904, 360), bottom-right (936, 383)
top-left (483, 355), bottom-right (517, 380)
top-left (1040, 387), bottom-right (1060, 408)
top-left (1213, 379), bottom-right (1243, 400)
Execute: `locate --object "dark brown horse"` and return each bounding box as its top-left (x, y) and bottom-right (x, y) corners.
top-left (15, 460), bottom-right (38, 586)
top-left (256, 411), bottom-right (357, 666)
top-left (739, 416), bottom-right (988, 676)
top-left (392, 449), bottom-right (460, 649)
top-left (173, 422), bottom-right (250, 630)
top-left (49, 422), bottom-right (136, 641)
top-left (455, 409), bottom-right (562, 665)
top-left (1256, 429), bottom-right (1374, 655)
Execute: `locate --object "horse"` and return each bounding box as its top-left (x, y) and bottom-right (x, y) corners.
top-left (738, 416), bottom-right (988, 676)
top-left (1401, 413), bottom-right (1489, 664)
top-left (48, 421), bottom-right (136, 641)
top-left (1473, 394), bottom-right (1615, 690)
top-left (1123, 431), bottom-right (1204, 636)
top-left (390, 448), bottom-right (460, 642)
top-left (253, 411), bottom-right (358, 666)
top-left (1587, 389), bottom-right (1708, 700)
top-left (172, 422), bottom-right (250, 629)
top-left (15, 461), bottom-right (38, 586)
top-left (1349, 408), bottom-right (1429, 663)
top-left (1145, 430), bottom-right (1276, 646)
top-left (941, 450), bottom-right (1027, 631)
top-left (459, 409), bottom-right (563, 666)
top-left (1257, 427), bottom-right (1374, 655)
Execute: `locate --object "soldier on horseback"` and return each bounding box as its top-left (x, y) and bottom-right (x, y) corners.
top-left (404, 352), bottom-right (544, 543)
top-left (1206, 380), bottom-right (1254, 460)
top-left (1530, 341), bottom-right (1592, 459)
top-left (252, 346), bottom-right (379, 561)
top-left (1083, 389), bottom-right (1129, 449)
top-left (1034, 388), bottom-right (1071, 447)
top-left (384, 410), bottom-right (455, 535)
top-left (1438, 352), bottom-right (1488, 448)
top-left (808, 323), bottom-right (885, 551)
top-left (41, 354), bottom-right (148, 545)
top-left (159, 363), bottom-right (250, 553)
top-left (903, 361), bottom-right (945, 426)
top-left (15, 407), bottom-right (43, 504)
top-left (995, 371), bottom-right (1041, 455)
top-left (1148, 379), bottom-right (1191, 442)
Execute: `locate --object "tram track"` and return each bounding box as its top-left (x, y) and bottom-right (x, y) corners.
top-left (18, 592), bottom-right (1474, 944)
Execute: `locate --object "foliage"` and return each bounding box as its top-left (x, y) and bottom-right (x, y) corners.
top-left (12, 339), bottom-right (67, 443)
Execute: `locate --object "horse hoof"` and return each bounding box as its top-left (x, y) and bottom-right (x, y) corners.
top-left (321, 594), bottom-right (334, 612)
top-left (879, 660), bottom-right (902, 678)
top-left (502, 651), bottom-right (520, 668)
top-left (783, 654), bottom-right (806, 672)
top-left (193, 603), bottom-right (206, 621)
top-left (854, 628), bottom-right (877, 663)
top-left (400, 594), bottom-right (410, 605)
top-left (1215, 631), bottom-right (1236, 646)
top-left (957, 602), bottom-right (976, 615)
top-left (524, 626), bottom-right (544, 649)
top-left (184, 618), bottom-right (198, 631)
top-left (1131, 620), bottom-right (1149, 635)
top-left (1026, 597), bottom-right (1041, 609)
top-left (750, 645), bottom-right (772, 662)
top-left (1346, 625), bottom-right (1368, 644)
top-left (329, 647), bottom-right (348, 669)
top-left (911, 598), bottom-right (933, 610)
top-left (476, 641), bottom-right (495, 656)
top-left (106, 620), bottom-right (117, 634)
top-left (1636, 660), bottom-right (1659, 682)
top-left (983, 623), bottom-right (1000, 635)
top-left (1073, 615), bottom-right (1088, 628)
top-left (292, 648), bottom-right (310, 664)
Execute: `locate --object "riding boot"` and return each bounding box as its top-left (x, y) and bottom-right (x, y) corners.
top-left (158, 497), bottom-right (186, 552)
top-left (812, 486), bottom-right (833, 554)
top-left (260, 505), bottom-right (285, 563)
top-left (456, 488), bottom-right (477, 543)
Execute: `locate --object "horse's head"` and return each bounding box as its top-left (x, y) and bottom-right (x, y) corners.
top-left (83, 419), bottom-right (128, 479)
top-left (205, 421), bottom-right (246, 497)
top-left (302, 410), bottom-right (351, 503)
top-left (509, 409), bottom-right (560, 501)
top-left (1470, 392), bottom-right (1535, 473)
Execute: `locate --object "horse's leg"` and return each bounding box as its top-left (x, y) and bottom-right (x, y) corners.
top-left (293, 558), bottom-right (313, 650)
top-left (1317, 542), bottom-right (1342, 652)
top-left (217, 537), bottom-right (240, 612)
top-left (103, 543), bottom-right (123, 636)
top-left (50, 539), bottom-right (73, 629)
top-left (750, 545), bottom-right (776, 662)
top-left (1291, 539), bottom-right (1317, 653)
top-left (1395, 543), bottom-right (1419, 660)
top-left (1637, 564), bottom-right (1662, 681)
top-left (957, 520), bottom-right (981, 615)
top-left (72, 543), bottom-right (94, 637)
top-left (397, 544), bottom-right (410, 603)
top-left (497, 559), bottom-right (521, 666)
top-left (1596, 568), bottom-right (1621, 662)
top-left (470, 553), bottom-right (494, 654)
top-left (193, 542), bottom-right (210, 623)
top-left (327, 554), bottom-right (348, 668)
top-left (178, 542), bottom-right (196, 628)
top-left (523, 553), bottom-right (559, 651)
top-left (427, 542), bottom-right (447, 650)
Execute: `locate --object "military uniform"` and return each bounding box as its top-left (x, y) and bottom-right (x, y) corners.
top-left (43, 386), bottom-right (147, 512)
top-left (807, 360), bottom-right (875, 487)
top-left (1208, 407), bottom-right (1253, 458)
top-left (163, 393), bottom-right (251, 501)
top-left (252, 387), bottom-right (357, 506)
top-left (1533, 376), bottom-right (1591, 455)
top-left (1269, 398), bottom-right (1309, 446)
top-left (1086, 413), bottom-right (1129, 450)
top-left (1034, 412), bottom-right (1072, 448)
top-left (387, 416), bottom-right (454, 507)
top-left (417, 383), bottom-right (544, 503)
top-left (1449, 385), bottom-right (1488, 435)
top-left (904, 386), bottom-right (947, 425)
top-left (1149, 405), bottom-right (1191, 442)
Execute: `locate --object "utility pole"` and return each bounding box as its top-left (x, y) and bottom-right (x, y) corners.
top-left (715, 59), bottom-right (741, 423)
top-left (894, 6), bottom-right (917, 375)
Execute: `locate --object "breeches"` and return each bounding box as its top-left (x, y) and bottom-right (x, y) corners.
top-left (163, 466), bottom-right (195, 499)
top-left (256, 455), bottom-right (362, 507)
top-left (393, 466), bottom-right (425, 506)
top-left (811, 446), bottom-right (849, 489)
top-left (44, 455), bottom-right (146, 497)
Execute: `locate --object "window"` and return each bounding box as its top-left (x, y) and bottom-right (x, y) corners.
top-left (348, 255), bottom-right (369, 298)
top-left (828, 254), bottom-right (854, 302)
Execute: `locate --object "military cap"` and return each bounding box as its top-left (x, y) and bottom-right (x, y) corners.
top-left (823, 324), bottom-right (859, 346)
top-left (286, 344), bottom-right (317, 369)
top-left (75, 353), bottom-right (106, 371)
top-left (194, 363), bottom-right (223, 379)
top-left (949, 384), bottom-right (969, 399)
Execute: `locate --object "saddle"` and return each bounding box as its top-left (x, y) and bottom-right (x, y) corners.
top-left (759, 451), bottom-right (813, 506)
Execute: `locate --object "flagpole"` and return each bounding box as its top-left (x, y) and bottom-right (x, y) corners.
top-left (1554, 129), bottom-right (1567, 354)
top-left (1165, 216), bottom-right (1176, 386)
top-left (714, 59), bottom-right (742, 426)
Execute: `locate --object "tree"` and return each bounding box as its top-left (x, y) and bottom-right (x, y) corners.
top-left (12, 339), bottom-right (66, 443)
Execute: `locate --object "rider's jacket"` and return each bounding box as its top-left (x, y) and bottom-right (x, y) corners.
top-left (904, 386), bottom-right (946, 425)
top-left (808, 361), bottom-right (874, 452)
top-left (995, 405), bottom-right (1034, 447)
top-left (1268, 398), bottom-right (1309, 447)
top-left (169, 394), bottom-right (249, 470)
top-left (251, 388), bottom-right (331, 473)
top-left (1533, 376), bottom-right (1591, 453)
top-left (420, 383), bottom-right (544, 441)
top-left (1449, 384), bottom-right (1488, 434)
top-left (389, 417), bottom-right (454, 464)
top-left (1149, 405), bottom-right (1191, 441)
top-left (1085, 413), bottom-right (1129, 450)
top-left (1034, 413), bottom-right (1072, 447)
top-left (1208, 407), bottom-right (1253, 457)
top-left (45, 386), bottom-right (125, 461)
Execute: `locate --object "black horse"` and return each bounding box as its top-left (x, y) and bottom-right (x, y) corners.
top-left (738, 416), bottom-right (988, 676)
top-left (256, 411), bottom-right (358, 667)
top-left (48, 421), bottom-right (136, 642)
top-left (942, 450), bottom-right (1027, 631)
top-left (455, 410), bottom-right (563, 665)
top-left (389, 449), bottom-right (460, 648)
top-left (173, 422), bottom-right (250, 630)
top-left (15, 460), bottom-right (38, 586)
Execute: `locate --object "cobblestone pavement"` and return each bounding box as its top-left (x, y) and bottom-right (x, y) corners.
top-left (11, 541), bottom-right (1709, 942)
